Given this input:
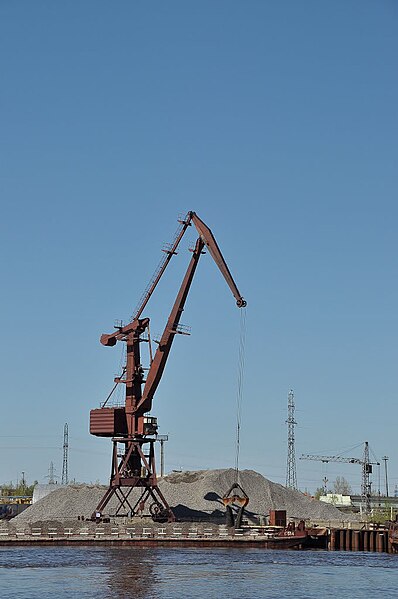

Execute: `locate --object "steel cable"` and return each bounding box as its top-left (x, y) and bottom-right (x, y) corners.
top-left (235, 307), bottom-right (247, 484)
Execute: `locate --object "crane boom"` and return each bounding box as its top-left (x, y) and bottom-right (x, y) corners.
top-left (137, 213), bottom-right (247, 412)
top-left (301, 454), bottom-right (362, 464)
top-left (190, 213), bottom-right (246, 307)
top-left (137, 237), bottom-right (205, 414)
top-left (130, 210), bottom-right (246, 322)
top-left (132, 212), bottom-right (193, 320)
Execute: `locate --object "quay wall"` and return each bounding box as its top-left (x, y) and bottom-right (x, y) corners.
top-left (328, 528), bottom-right (393, 553)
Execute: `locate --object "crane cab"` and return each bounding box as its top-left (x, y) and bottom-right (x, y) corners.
top-left (143, 416), bottom-right (158, 436)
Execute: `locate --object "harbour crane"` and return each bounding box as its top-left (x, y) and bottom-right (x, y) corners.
top-left (90, 212), bottom-right (246, 522)
top-left (301, 441), bottom-right (379, 514)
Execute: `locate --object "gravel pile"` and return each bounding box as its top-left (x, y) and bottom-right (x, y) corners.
top-left (13, 484), bottom-right (107, 524)
top-left (158, 469), bottom-right (357, 522)
top-left (13, 469), bottom-right (357, 525)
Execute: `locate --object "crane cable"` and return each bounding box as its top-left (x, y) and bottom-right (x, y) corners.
top-left (234, 306), bottom-right (247, 485)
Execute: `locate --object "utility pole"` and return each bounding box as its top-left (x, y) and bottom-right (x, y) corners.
top-left (157, 435), bottom-right (169, 477)
top-left (382, 456), bottom-right (389, 497)
top-left (62, 423), bottom-right (69, 485)
top-left (286, 389), bottom-right (298, 490)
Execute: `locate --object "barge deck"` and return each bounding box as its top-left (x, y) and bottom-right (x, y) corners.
top-left (0, 523), bottom-right (395, 552)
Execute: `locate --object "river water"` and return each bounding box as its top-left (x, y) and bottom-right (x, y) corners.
top-left (1, 546), bottom-right (397, 599)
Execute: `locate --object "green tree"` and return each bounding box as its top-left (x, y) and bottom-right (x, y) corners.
top-left (0, 480), bottom-right (37, 497)
top-left (314, 487), bottom-right (325, 500)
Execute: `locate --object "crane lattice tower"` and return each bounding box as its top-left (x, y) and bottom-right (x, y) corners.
top-left (362, 441), bottom-right (372, 514)
top-left (286, 389), bottom-right (298, 489)
top-left (62, 423), bottom-right (69, 485)
top-left (300, 440), bottom-right (379, 515)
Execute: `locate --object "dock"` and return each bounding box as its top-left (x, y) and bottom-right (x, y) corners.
top-left (0, 522), bottom-right (396, 553)
top-left (327, 527), bottom-right (392, 553)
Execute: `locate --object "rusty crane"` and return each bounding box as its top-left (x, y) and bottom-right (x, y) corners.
top-left (90, 212), bottom-right (246, 522)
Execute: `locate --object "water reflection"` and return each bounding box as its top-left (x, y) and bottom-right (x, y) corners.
top-left (2, 546), bottom-right (398, 599)
top-left (102, 548), bottom-right (159, 599)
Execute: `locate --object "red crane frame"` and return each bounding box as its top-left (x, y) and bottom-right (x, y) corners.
top-left (90, 212), bottom-right (246, 521)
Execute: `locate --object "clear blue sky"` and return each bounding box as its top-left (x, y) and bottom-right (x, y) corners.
top-left (1, 1), bottom-right (397, 495)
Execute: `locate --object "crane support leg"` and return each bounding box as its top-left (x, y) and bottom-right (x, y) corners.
top-left (93, 438), bottom-right (175, 522)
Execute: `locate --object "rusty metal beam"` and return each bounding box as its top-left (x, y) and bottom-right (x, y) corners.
top-left (191, 212), bottom-right (246, 307)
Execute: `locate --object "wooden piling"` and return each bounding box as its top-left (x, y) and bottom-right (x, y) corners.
top-left (312, 526), bottom-right (391, 554)
top-left (339, 529), bottom-right (346, 551)
top-left (363, 530), bottom-right (369, 552)
top-left (369, 531), bottom-right (376, 552)
top-left (329, 529), bottom-right (337, 551)
top-left (353, 531), bottom-right (360, 552)
top-left (376, 532), bottom-right (384, 553)
top-left (346, 529), bottom-right (352, 551)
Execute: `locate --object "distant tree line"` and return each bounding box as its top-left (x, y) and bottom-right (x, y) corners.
top-left (314, 476), bottom-right (352, 499)
top-left (0, 480), bottom-right (37, 497)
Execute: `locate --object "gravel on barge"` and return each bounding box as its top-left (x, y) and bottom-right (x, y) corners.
top-left (11, 469), bottom-right (358, 527)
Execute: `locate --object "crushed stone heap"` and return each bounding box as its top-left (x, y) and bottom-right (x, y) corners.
top-left (13, 468), bottom-right (357, 525)
top-left (158, 469), bottom-right (357, 522)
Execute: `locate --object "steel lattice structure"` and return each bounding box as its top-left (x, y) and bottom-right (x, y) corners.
top-left (62, 423), bottom-right (69, 485)
top-left (286, 389), bottom-right (298, 489)
top-left (301, 441), bottom-right (379, 515)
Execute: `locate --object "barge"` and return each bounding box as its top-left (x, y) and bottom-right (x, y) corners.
top-left (1, 521), bottom-right (395, 552)
top-left (0, 522), bottom-right (308, 549)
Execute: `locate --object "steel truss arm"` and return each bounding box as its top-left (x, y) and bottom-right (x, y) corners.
top-left (136, 237), bottom-right (205, 414)
top-left (191, 213), bottom-right (246, 307)
top-left (301, 454), bottom-right (362, 464)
